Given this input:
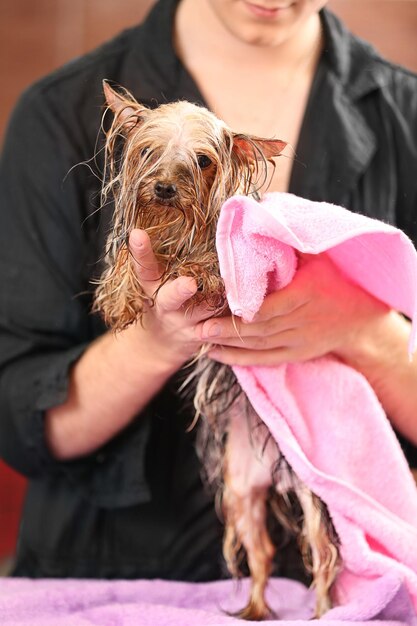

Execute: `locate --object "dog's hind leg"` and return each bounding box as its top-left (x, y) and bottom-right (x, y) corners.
top-left (223, 481), bottom-right (275, 620)
top-left (222, 404), bottom-right (277, 620)
top-left (297, 488), bottom-right (340, 617)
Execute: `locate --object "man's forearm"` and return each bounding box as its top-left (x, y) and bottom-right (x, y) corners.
top-left (44, 325), bottom-right (182, 460)
top-left (337, 311), bottom-right (417, 447)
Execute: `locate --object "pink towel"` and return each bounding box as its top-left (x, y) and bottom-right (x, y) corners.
top-left (216, 192), bottom-right (417, 610)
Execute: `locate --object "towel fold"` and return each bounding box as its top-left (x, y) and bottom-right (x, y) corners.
top-left (215, 192), bottom-right (417, 611)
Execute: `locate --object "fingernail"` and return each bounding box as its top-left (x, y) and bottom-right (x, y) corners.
top-left (204, 323), bottom-right (221, 338)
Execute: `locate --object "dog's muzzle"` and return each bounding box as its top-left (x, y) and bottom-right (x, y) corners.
top-left (154, 181), bottom-right (177, 201)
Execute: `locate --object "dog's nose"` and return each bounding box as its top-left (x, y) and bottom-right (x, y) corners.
top-left (154, 181), bottom-right (177, 200)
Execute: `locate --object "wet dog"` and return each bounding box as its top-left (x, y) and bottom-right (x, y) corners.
top-left (94, 81), bottom-right (340, 619)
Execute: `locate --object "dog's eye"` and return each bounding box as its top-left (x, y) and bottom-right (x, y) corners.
top-left (197, 154), bottom-right (212, 169)
top-left (141, 147), bottom-right (150, 157)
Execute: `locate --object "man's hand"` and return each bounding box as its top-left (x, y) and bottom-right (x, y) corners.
top-left (45, 228), bottom-right (214, 460)
top-left (195, 251), bottom-right (417, 446)
top-left (128, 229), bottom-right (214, 369)
top-left (196, 253), bottom-right (389, 366)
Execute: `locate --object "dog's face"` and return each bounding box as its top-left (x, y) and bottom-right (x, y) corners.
top-left (105, 98), bottom-right (237, 255)
top-left (116, 99), bottom-right (228, 209)
top-left (95, 83), bottom-right (286, 329)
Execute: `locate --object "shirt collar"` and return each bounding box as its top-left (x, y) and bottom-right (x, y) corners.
top-left (289, 9), bottom-right (386, 203)
top-left (320, 8), bottom-right (389, 99)
top-left (129, 0), bottom-right (198, 105)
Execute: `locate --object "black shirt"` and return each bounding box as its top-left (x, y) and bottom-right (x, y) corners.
top-left (0, 0), bottom-right (416, 579)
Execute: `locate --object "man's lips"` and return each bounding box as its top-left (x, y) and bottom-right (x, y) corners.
top-left (243, 2), bottom-right (294, 18)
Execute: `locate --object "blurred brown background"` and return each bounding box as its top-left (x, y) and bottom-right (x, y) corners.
top-left (0, 0), bottom-right (416, 570)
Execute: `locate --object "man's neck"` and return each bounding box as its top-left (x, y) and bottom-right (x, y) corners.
top-left (174, 0), bottom-right (323, 75)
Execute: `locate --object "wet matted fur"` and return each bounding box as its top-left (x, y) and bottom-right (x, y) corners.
top-left (94, 81), bottom-right (341, 620)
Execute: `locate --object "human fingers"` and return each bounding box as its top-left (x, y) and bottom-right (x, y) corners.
top-left (208, 344), bottom-right (305, 367)
top-left (252, 284), bottom-right (307, 323)
top-left (196, 311), bottom-right (300, 344)
top-left (153, 277), bottom-right (215, 325)
top-left (129, 229), bottom-right (163, 291)
top-left (156, 275), bottom-right (198, 313)
top-left (250, 254), bottom-right (325, 323)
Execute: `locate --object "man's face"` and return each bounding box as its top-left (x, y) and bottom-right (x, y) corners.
top-left (205, 0), bottom-right (328, 47)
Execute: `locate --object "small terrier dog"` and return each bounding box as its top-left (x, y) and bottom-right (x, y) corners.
top-left (94, 81), bottom-right (341, 620)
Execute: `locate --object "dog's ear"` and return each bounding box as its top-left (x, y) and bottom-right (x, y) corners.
top-left (232, 134), bottom-right (287, 160)
top-left (103, 80), bottom-right (147, 130)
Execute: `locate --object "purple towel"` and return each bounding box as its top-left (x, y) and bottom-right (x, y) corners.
top-left (0, 574), bottom-right (415, 624)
